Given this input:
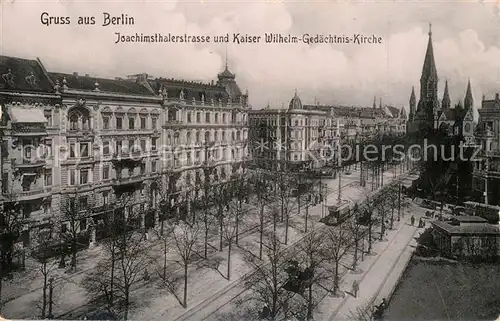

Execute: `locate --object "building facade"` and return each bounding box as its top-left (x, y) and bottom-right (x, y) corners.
top-left (0, 55), bottom-right (249, 247)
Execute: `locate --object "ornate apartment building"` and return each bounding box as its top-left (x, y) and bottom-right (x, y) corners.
top-left (249, 92), bottom-right (407, 171)
top-left (473, 93), bottom-right (500, 206)
top-left (0, 55), bottom-right (249, 246)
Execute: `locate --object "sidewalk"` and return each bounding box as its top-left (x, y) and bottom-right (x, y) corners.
top-left (314, 203), bottom-right (425, 321)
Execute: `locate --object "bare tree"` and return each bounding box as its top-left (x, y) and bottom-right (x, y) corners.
top-left (359, 191), bottom-right (378, 255)
top-left (0, 199), bottom-right (23, 309)
top-left (83, 193), bottom-right (142, 315)
top-left (250, 170), bottom-right (272, 260)
top-left (151, 221), bottom-right (174, 282)
top-left (374, 193), bottom-right (388, 241)
top-left (347, 299), bottom-right (377, 321)
top-left (273, 170), bottom-right (297, 245)
top-left (245, 231), bottom-right (293, 320)
top-left (173, 221), bottom-right (201, 308)
top-left (295, 229), bottom-right (328, 320)
top-left (59, 192), bottom-right (92, 271)
top-left (221, 203), bottom-right (238, 280)
top-left (325, 221), bottom-right (352, 296)
top-left (347, 204), bottom-right (366, 273)
top-left (30, 225), bottom-right (59, 319)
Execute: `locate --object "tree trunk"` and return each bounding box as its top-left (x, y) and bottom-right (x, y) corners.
top-left (219, 209), bottom-right (223, 252)
top-left (42, 269), bottom-right (47, 319)
top-left (353, 238), bottom-right (359, 271)
top-left (227, 242), bottom-right (232, 280)
top-left (236, 204), bottom-right (240, 245)
top-left (110, 248), bottom-right (115, 307)
top-left (305, 205), bottom-right (309, 233)
top-left (380, 212), bottom-right (386, 241)
top-left (367, 221), bottom-right (373, 254)
top-left (204, 216), bottom-right (209, 259)
top-left (307, 283), bottom-right (313, 320)
top-left (390, 207), bottom-right (395, 229)
top-left (334, 260), bottom-right (340, 294)
top-left (183, 262), bottom-right (188, 308)
top-left (285, 205), bottom-right (289, 245)
top-left (124, 286), bottom-right (130, 320)
top-left (259, 206), bottom-right (264, 260)
top-left (71, 239), bottom-right (77, 269)
top-left (163, 241), bottom-right (167, 280)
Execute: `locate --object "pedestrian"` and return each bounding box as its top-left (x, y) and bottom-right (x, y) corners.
top-left (410, 215), bottom-right (415, 226)
top-left (352, 280), bottom-right (359, 298)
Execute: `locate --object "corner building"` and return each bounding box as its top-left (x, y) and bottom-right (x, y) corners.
top-left (0, 55), bottom-right (249, 247)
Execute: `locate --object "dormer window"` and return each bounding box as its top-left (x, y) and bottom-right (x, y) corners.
top-left (68, 107), bottom-right (91, 131)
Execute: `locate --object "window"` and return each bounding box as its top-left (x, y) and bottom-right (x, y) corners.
top-left (223, 113), bottom-right (226, 123)
top-left (140, 117), bottom-right (146, 129)
top-left (187, 112), bottom-right (192, 123)
top-left (80, 169), bottom-right (89, 184)
top-left (80, 142), bottom-right (89, 157)
top-left (128, 139), bottom-right (134, 153)
top-left (128, 117), bottom-right (135, 130)
top-left (140, 163), bottom-right (145, 174)
top-left (196, 131), bottom-right (200, 143)
top-left (222, 131), bottom-right (226, 141)
top-left (196, 112), bottom-right (201, 123)
top-left (61, 223), bottom-right (67, 234)
top-left (187, 151), bottom-right (192, 165)
top-left (195, 151), bottom-right (200, 163)
top-left (102, 191), bottom-right (109, 206)
top-left (187, 132), bottom-right (192, 144)
top-left (70, 114), bottom-right (78, 130)
top-left (79, 196), bottom-right (88, 210)
top-left (103, 116), bottom-right (110, 129)
top-left (103, 141), bottom-right (110, 155)
top-left (214, 132), bottom-right (218, 142)
top-left (152, 117), bottom-right (157, 129)
top-left (116, 117), bottom-right (123, 129)
top-left (464, 123), bottom-right (471, 133)
top-left (140, 139), bottom-right (146, 152)
top-left (44, 111), bottom-right (52, 127)
top-left (205, 132), bottom-right (210, 143)
top-left (116, 140), bottom-right (122, 154)
top-left (79, 219), bottom-right (87, 231)
top-left (44, 170), bottom-right (52, 186)
top-left (102, 166), bottom-right (109, 180)
top-left (69, 143), bottom-right (76, 158)
top-left (69, 169), bottom-right (76, 185)
top-left (151, 160), bottom-right (157, 172)
top-left (215, 113), bottom-right (219, 123)
top-left (151, 138), bottom-right (157, 150)
top-left (206, 113), bottom-right (210, 123)
top-left (44, 140), bottom-right (52, 159)
top-left (2, 173), bottom-right (8, 194)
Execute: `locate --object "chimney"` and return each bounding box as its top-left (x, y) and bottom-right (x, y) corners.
top-left (496, 93), bottom-right (499, 101)
top-left (73, 72), bottom-right (78, 77)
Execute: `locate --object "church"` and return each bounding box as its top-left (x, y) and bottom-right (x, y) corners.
top-left (408, 24), bottom-right (475, 145)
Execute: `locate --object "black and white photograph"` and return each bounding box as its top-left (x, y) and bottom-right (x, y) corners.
top-left (1, 1), bottom-right (500, 320)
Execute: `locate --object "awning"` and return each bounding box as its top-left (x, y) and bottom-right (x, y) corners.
top-left (8, 105), bottom-right (47, 124)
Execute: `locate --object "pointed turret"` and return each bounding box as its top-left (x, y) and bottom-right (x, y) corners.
top-left (421, 23), bottom-right (438, 84)
top-left (442, 80), bottom-right (451, 109)
top-left (373, 96), bottom-right (376, 109)
top-left (464, 78), bottom-right (473, 111)
top-left (409, 86), bottom-right (416, 121)
top-left (379, 97), bottom-right (382, 109)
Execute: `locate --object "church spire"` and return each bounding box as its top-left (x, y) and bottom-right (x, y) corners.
top-left (373, 96), bottom-right (376, 109)
top-left (409, 86), bottom-right (416, 121)
top-left (421, 23), bottom-right (438, 83)
top-left (442, 80), bottom-right (450, 109)
top-left (464, 78), bottom-right (473, 111)
top-left (379, 97), bottom-right (382, 109)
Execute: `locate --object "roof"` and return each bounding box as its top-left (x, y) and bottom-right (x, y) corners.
top-left (8, 105), bottom-right (47, 123)
top-left (386, 106), bottom-right (400, 118)
top-left (48, 72), bottom-right (155, 96)
top-left (150, 78), bottom-right (230, 103)
top-left (451, 215), bottom-right (488, 223)
top-left (432, 221), bottom-right (500, 235)
top-left (0, 56), bottom-right (54, 93)
top-left (289, 92), bottom-right (303, 110)
top-left (421, 29), bottom-right (438, 82)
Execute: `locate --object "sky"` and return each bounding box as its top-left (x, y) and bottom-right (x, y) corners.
top-left (1, 0), bottom-right (500, 117)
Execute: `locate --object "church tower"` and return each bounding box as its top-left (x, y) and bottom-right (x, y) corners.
top-left (413, 23), bottom-right (440, 132)
top-left (409, 86), bottom-right (416, 122)
top-left (442, 80), bottom-right (451, 110)
top-left (464, 78), bottom-right (473, 111)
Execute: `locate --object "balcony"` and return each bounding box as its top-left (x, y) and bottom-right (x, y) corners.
top-left (15, 186), bottom-right (52, 202)
top-left (12, 158), bottom-right (46, 169)
top-left (112, 175), bottom-right (145, 189)
top-left (12, 124), bottom-right (47, 137)
top-left (164, 120), bottom-right (184, 128)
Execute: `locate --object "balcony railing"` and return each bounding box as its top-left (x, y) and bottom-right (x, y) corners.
top-left (16, 186), bottom-right (52, 201)
top-left (12, 158), bottom-right (46, 168)
top-left (112, 175), bottom-right (144, 187)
